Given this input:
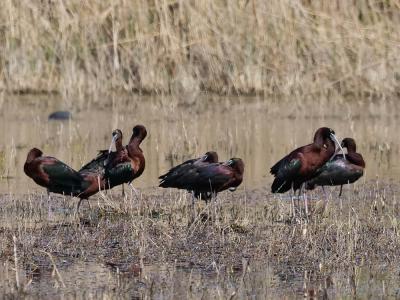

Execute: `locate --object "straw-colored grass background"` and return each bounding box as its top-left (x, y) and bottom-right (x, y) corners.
top-left (1, 0), bottom-right (399, 101)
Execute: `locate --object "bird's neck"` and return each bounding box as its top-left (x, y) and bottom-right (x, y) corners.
top-left (346, 145), bottom-right (357, 153)
top-left (347, 152), bottom-right (365, 168)
top-left (128, 137), bottom-right (143, 155)
top-left (115, 140), bottom-right (124, 152)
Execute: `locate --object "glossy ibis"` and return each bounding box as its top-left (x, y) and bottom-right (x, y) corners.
top-left (24, 148), bottom-right (90, 198)
top-left (79, 125), bottom-right (147, 192)
top-left (105, 125), bottom-right (147, 189)
top-left (159, 151), bottom-right (219, 200)
top-left (306, 138), bottom-right (365, 196)
top-left (159, 156), bottom-right (244, 201)
top-left (270, 127), bottom-right (343, 215)
top-left (24, 147), bottom-right (123, 214)
top-left (78, 129), bottom-right (124, 185)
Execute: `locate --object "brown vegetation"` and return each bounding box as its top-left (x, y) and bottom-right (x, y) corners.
top-left (0, 181), bottom-right (399, 297)
top-left (1, 1), bottom-right (400, 101)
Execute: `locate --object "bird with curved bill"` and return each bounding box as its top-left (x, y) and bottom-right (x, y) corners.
top-left (306, 137), bottom-right (365, 197)
top-left (79, 125), bottom-right (147, 203)
top-left (270, 127), bottom-right (344, 217)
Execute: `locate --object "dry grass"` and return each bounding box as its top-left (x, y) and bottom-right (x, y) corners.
top-left (1, 1), bottom-right (400, 104)
top-left (0, 180), bottom-right (399, 297)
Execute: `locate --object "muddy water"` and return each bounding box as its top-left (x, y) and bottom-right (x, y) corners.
top-left (0, 95), bottom-right (399, 194)
top-left (1, 259), bottom-right (398, 299)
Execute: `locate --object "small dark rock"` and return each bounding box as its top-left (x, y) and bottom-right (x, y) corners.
top-left (48, 111), bottom-right (72, 120)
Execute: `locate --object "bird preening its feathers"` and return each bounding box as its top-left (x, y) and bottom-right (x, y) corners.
top-left (270, 129), bottom-right (365, 199)
top-left (159, 152), bottom-right (244, 201)
top-left (23, 148), bottom-right (90, 197)
top-left (305, 137), bottom-right (365, 194)
top-left (270, 127), bottom-right (340, 193)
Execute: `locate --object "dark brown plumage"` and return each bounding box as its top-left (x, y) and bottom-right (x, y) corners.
top-left (270, 127), bottom-right (341, 193)
top-left (25, 125), bottom-right (147, 208)
top-left (159, 155), bottom-right (244, 201)
top-left (305, 138), bottom-right (365, 194)
top-left (79, 125), bottom-right (147, 191)
top-left (24, 148), bottom-right (91, 197)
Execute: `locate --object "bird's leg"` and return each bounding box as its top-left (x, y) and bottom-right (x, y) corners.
top-left (302, 184), bottom-right (309, 218)
top-left (74, 198), bottom-right (83, 219)
top-left (290, 189), bottom-right (296, 219)
top-left (128, 183), bottom-right (140, 199)
top-left (212, 192), bottom-right (218, 224)
top-left (296, 188), bottom-right (302, 219)
top-left (189, 191), bottom-right (196, 225)
top-left (76, 197), bottom-right (91, 213)
top-left (122, 184), bottom-right (125, 197)
top-left (46, 191), bottom-right (51, 216)
top-left (215, 192), bottom-right (221, 223)
top-left (338, 185), bottom-right (343, 198)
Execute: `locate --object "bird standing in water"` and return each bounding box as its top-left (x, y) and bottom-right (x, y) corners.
top-left (270, 127), bottom-right (343, 216)
top-left (306, 137), bottom-right (365, 197)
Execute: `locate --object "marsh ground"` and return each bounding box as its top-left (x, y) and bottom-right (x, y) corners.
top-left (0, 183), bottom-right (399, 299)
top-left (0, 95), bottom-right (399, 298)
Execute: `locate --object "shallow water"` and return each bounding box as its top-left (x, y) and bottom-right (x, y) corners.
top-left (0, 95), bottom-right (399, 194)
top-left (1, 258), bottom-right (399, 299)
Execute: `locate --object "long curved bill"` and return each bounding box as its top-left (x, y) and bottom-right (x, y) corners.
top-left (201, 154), bottom-right (208, 162)
top-left (330, 133), bottom-right (346, 159)
top-left (222, 159), bottom-right (234, 166)
top-left (108, 135), bottom-right (118, 154)
top-left (104, 135), bottom-right (118, 167)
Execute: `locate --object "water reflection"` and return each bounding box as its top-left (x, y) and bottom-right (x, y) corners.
top-left (0, 95), bottom-right (399, 194)
top-left (1, 259), bottom-right (398, 299)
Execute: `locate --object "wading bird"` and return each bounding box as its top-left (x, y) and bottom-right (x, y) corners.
top-left (24, 148), bottom-right (92, 198)
top-left (79, 125), bottom-right (147, 192)
top-left (104, 125), bottom-right (147, 189)
top-left (79, 129), bottom-right (124, 187)
top-left (24, 147), bottom-right (119, 213)
top-left (305, 138), bottom-right (365, 196)
top-left (270, 127), bottom-right (343, 215)
top-left (159, 155), bottom-right (244, 201)
top-left (159, 151), bottom-right (219, 200)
